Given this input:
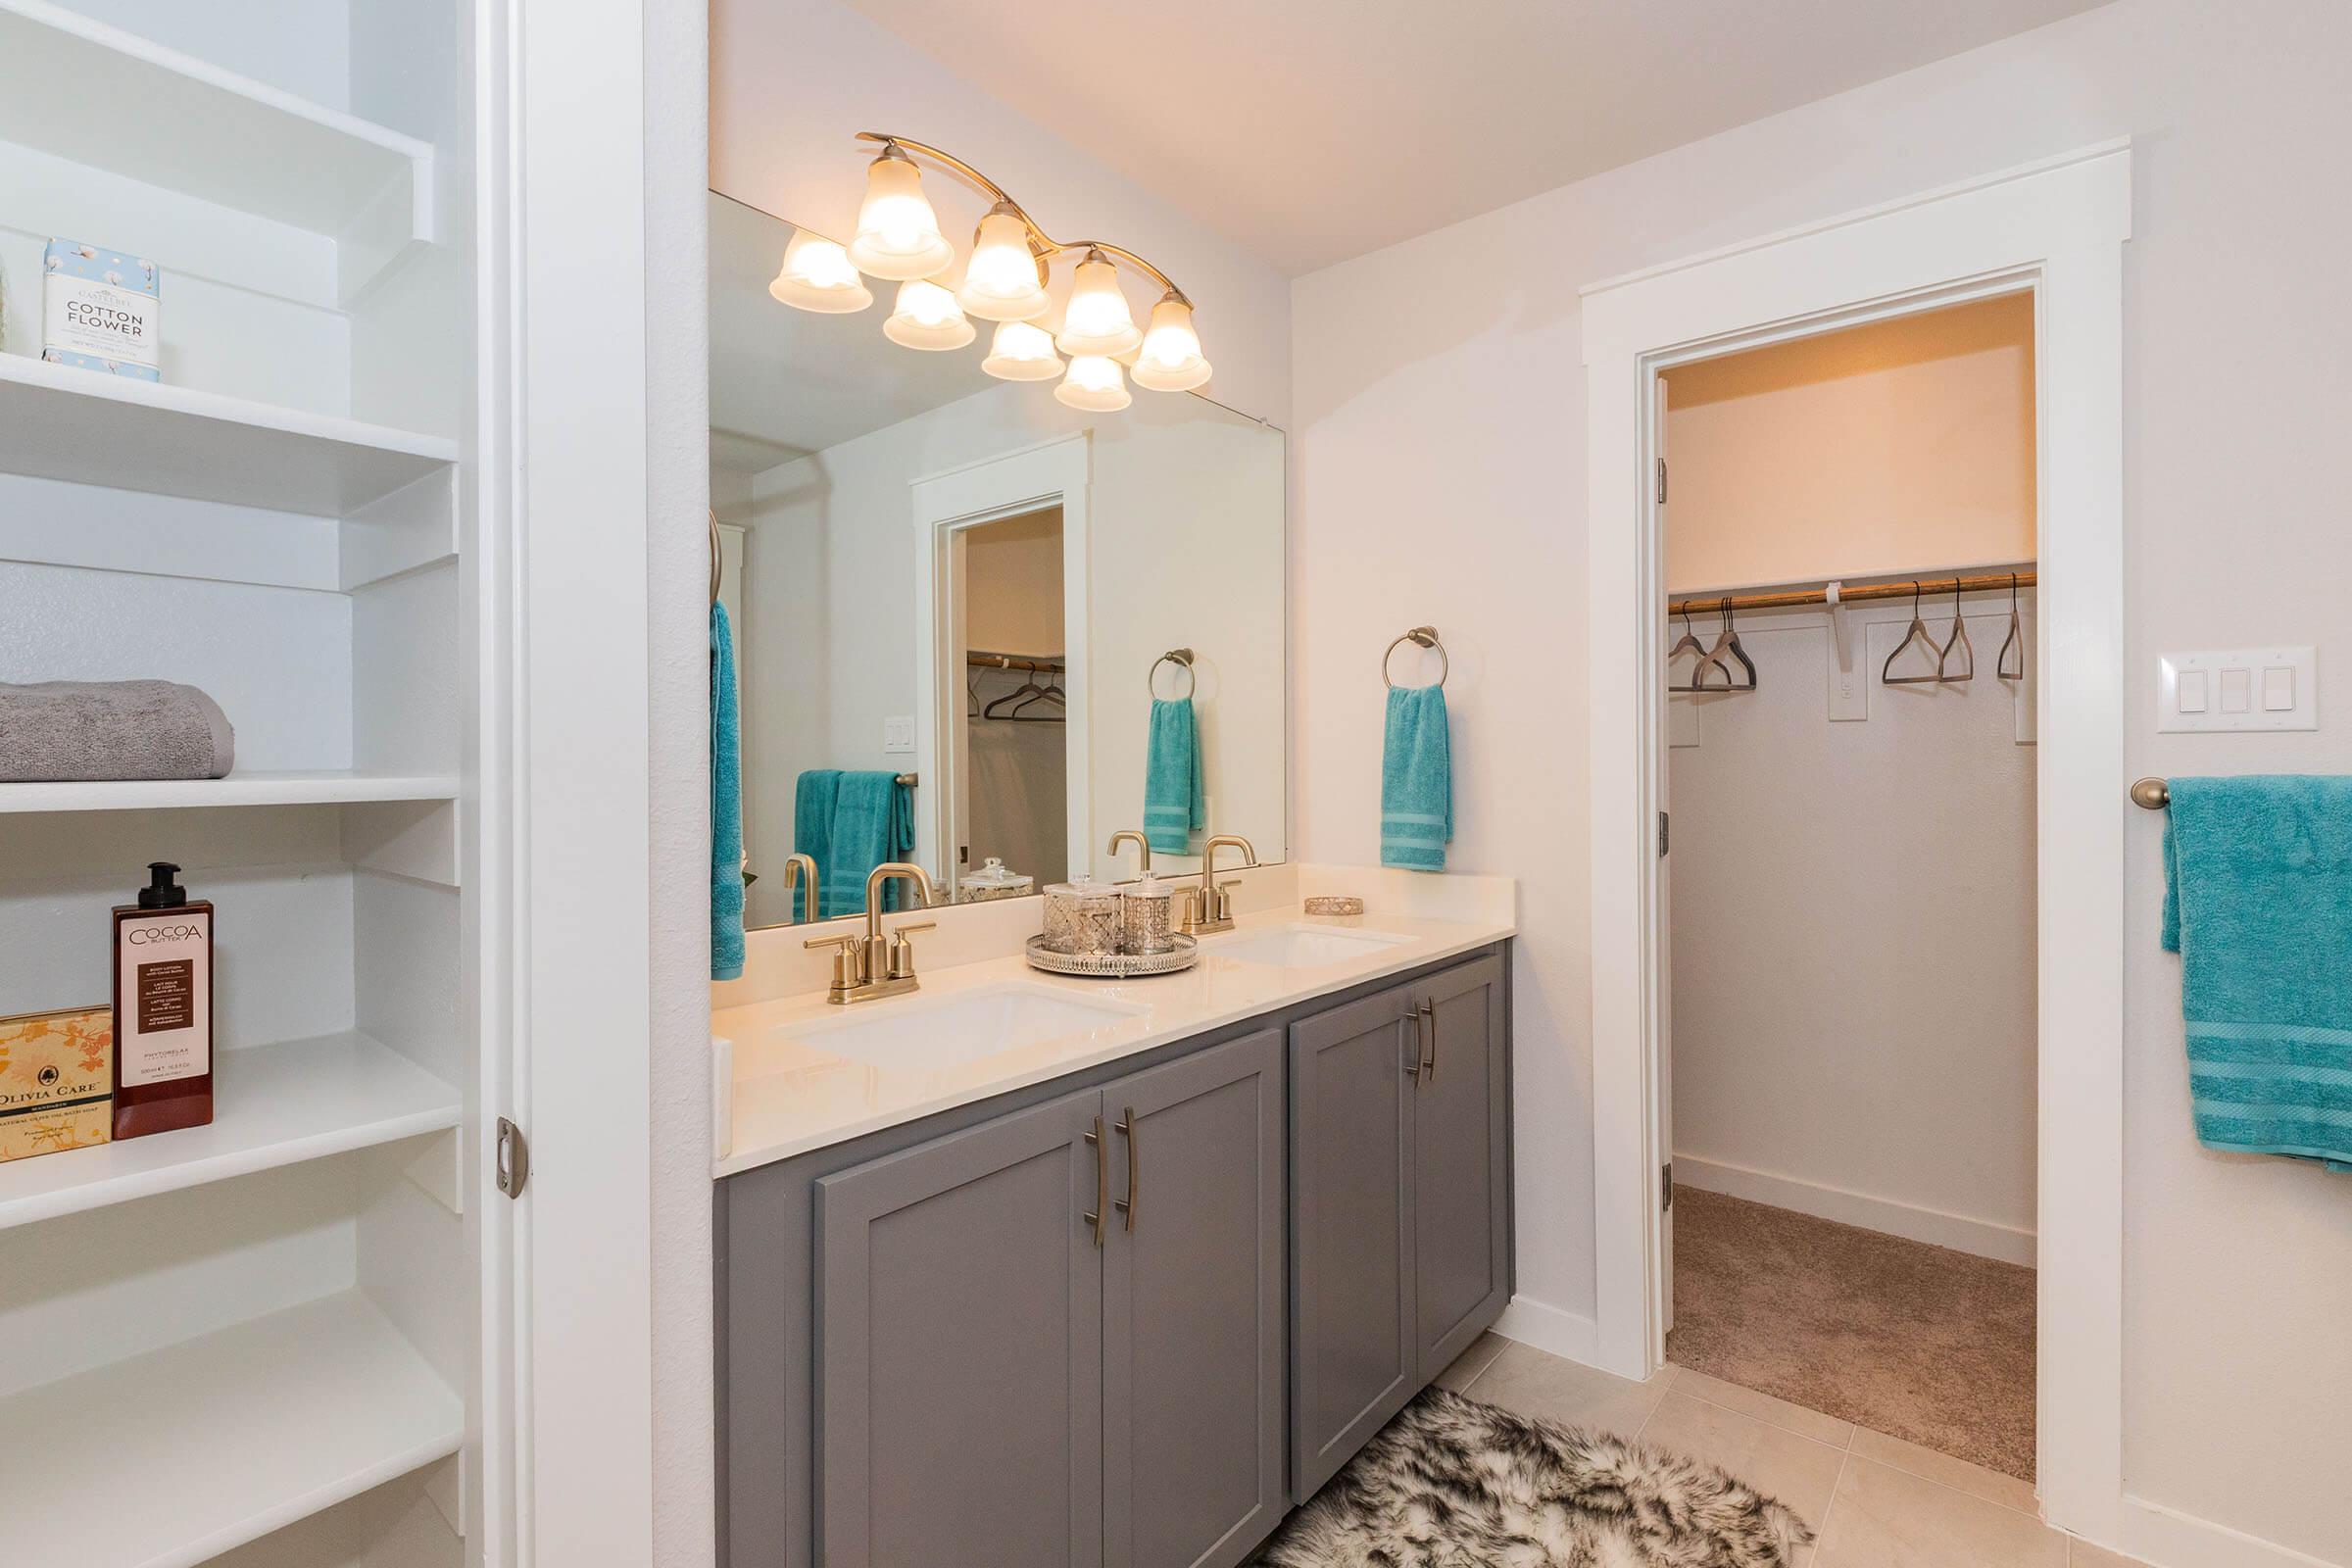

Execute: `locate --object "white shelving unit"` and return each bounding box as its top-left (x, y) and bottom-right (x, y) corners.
top-left (0, 1291), bottom-right (464, 1568)
top-left (0, 3), bottom-right (493, 1565)
top-left (0, 1031), bottom-right (460, 1230)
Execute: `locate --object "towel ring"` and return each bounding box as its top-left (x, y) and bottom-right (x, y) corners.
top-left (1383, 626), bottom-right (1448, 690)
top-left (1150, 648), bottom-right (1196, 699)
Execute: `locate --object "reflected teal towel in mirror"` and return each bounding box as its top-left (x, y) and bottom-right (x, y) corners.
top-left (829, 771), bottom-right (918, 915)
top-left (1381, 685), bottom-right (1452, 871)
top-left (1145, 697), bottom-right (1203, 855)
top-left (2162, 774), bottom-right (2352, 1170)
top-left (792, 768), bottom-right (842, 922)
top-left (710, 602), bottom-right (746, 981)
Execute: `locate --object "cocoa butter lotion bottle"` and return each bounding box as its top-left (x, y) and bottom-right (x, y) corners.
top-left (112, 861), bottom-right (214, 1138)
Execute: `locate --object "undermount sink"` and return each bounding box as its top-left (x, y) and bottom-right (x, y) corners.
top-left (786, 983), bottom-right (1148, 1073)
top-left (1208, 922), bottom-right (1415, 969)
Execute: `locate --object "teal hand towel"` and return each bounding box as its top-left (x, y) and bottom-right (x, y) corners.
top-left (1144, 697), bottom-right (1204, 855)
top-left (829, 771), bottom-right (918, 915)
top-left (1381, 685), bottom-right (1452, 871)
top-left (792, 768), bottom-right (841, 923)
top-left (710, 602), bottom-right (746, 981)
top-left (2162, 774), bottom-right (2352, 1169)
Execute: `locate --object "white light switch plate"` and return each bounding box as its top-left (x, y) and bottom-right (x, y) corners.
top-left (2159, 647), bottom-right (2316, 732)
top-left (882, 715), bottom-right (915, 753)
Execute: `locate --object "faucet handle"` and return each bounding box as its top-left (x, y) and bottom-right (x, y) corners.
top-left (802, 932), bottom-right (858, 951)
top-left (803, 932), bottom-right (864, 992)
top-left (884, 922), bottom-right (934, 981)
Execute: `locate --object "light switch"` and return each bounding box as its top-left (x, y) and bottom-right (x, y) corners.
top-left (882, 715), bottom-right (914, 753)
top-left (2160, 647), bottom-right (2318, 732)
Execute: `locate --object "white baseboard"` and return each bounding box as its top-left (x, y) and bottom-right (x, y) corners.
top-left (1493, 1295), bottom-right (1598, 1366)
top-left (1673, 1153), bottom-right (2036, 1267)
top-left (2097, 1494), bottom-right (2349, 1568)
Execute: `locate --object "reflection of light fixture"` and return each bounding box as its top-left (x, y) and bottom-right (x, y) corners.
top-left (982, 320), bottom-right (1062, 381)
top-left (1055, 249), bottom-right (1143, 358)
top-left (1054, 354), bottom-right (1131, 412)
top-left (847, 143), bottom-right (953, 280)
top-left (767, 131), bottom-right (1207, 406)
top-left (767, 227), bottom-right (872, 313)
top-left (1131, 292), bottom-right (1211, 391)
top-left (957, 203), bottom-right (1051, 321)
top-left (883, 278), bottom-right (974, 350)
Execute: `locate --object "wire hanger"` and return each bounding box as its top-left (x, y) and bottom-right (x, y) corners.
top-left (1936, 576), bottom-right (1974, 681)
top-left (1883, 579), bottom-right (1966, 685)
top-left (1666, 606), bottom-right (1714, 693)
top-left (1996, 571), bottom-right (2025, 680)
top-left (1689, 597), bottom-right (1757, 692)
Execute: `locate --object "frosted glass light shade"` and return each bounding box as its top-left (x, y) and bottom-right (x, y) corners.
top-left (982, 320), bottom-right (1062, 381)
top-left (1054, 249), bottom-right (1142, 357)
top-left (767, 228), bottom-right (872, 313)
top-left (883, 279), bottom-right (975, 351)
top-left (957, 205), bottom-right (1051, 321)
top-left (847, 150), bottom-right (954, 281)
top-left (1054, 354), bottom-right (1131, 412)
top-left (1131, 294), bottom-right (1211, 391)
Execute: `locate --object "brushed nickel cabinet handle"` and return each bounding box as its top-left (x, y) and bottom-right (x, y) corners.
top-left (1113, 1106), bottom-right (1139, 1232)
top-left (1083, 1116), bottom-right (1107, 1247)
top-left (1402, 1004), bottom-right (1424, 1081)
top-left (1419, 999), bottom-right (1438, 1082)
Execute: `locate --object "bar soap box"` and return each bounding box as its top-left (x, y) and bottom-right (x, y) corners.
top-left (0, 1005), bottom-right (113, 1164)
top-left (43, 238), bottom-right (162, 381)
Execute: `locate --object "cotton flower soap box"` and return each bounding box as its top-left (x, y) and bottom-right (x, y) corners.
top-left (43, 237), bottom-right (162, 380)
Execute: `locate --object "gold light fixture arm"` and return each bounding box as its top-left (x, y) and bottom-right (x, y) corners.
top-left (856, 131), bottom-right (1192, 304)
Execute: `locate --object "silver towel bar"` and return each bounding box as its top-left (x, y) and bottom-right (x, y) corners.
top-left (2131, 778), bottom-right (2170, 809)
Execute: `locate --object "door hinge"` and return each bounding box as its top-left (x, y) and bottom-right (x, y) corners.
top-left (1658, 810), bottom-right (1669, 858)
top-left (1662, 1161), bottom-right (1674, 1211)
top-left (1655, 458), bottom-right (1668, 505)
top-left (496, 1116), bottom-right (530, 1199)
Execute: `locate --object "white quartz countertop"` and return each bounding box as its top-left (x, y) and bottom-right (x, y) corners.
top-left (714, 904), bottom-right (1515, 1177)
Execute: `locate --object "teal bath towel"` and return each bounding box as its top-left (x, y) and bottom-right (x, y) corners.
top-left (1381, 685), bottom-right (1452, 871)
top-left (710, 602), bottom-right (745, 981)
top-left (792, 768), bottom-right (841, 923)
top-left (828, 771), bottom-right (917, 916)
top-left (2162, 774), bottom-right (2352, 1170)
top-left (1144, 697), bottom-right (1204, 855)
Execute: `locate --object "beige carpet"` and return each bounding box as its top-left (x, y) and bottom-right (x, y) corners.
top-left (1666, 1186), bottom-right (2035, 1480)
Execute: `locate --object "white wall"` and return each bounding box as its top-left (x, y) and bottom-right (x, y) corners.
top-left (1669, 603), bottom-right (2037, 1262)
top-left (734, 383), bottom-right (1285, 927)
top-left (1290, 3), bottom-right (2352, 1559)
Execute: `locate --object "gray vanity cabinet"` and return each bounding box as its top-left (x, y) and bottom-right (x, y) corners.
top-left (1102, 1029), bottom-right (1286, 1568)
top-left (814, 1088), bottom-right (1106, 1568)
top-left (1289, 953), bottom-right (1508, 1495)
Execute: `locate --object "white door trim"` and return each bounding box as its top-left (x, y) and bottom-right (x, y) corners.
top-left (910, 433), bottom-right (1093, 894)
top-left (1581, 143), bottom-right (2131, 1541)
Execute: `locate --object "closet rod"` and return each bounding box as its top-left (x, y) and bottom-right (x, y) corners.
top-left (1671, 567), bottom-right (2035, 616)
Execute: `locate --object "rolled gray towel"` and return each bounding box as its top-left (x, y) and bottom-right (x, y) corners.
top-left (0, 680), bottom-right (235, 782)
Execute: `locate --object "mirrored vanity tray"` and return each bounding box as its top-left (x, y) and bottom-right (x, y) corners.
top-left (1024, 933), bottom-right (1200, 979)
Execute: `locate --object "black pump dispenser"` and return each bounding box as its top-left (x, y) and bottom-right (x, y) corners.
top-left (137, 861), bottom-right (187, 908)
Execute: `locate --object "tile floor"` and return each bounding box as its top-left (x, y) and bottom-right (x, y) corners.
top-left (1435, 1333), bottom-right (2148, 1567)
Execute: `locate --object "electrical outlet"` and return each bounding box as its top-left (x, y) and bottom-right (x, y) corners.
top-left (882, 715), bottom-right (914, 753)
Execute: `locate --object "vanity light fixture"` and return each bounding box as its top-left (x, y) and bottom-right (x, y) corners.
top-left (773, 131), bottom-right (1209, 402)
top-left (982, 319), bottom-right (1063, 381)
top-left (767, 228), bottom-right (872, 313)
top-left (882, 277), bottom-right (974, 351)
top-left (1055, 354), bottom-right (1132, 413)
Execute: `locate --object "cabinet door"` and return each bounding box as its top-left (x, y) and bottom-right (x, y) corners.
top-left (1411, 955), bottom-right (1510, 1382)
top-left (1289, 983), bottom-right (1419, 1496)
top-left (1102, 1030), bottom-right (1285, 1568)
top-left (815, 1089), bottom-right (1106, 1568)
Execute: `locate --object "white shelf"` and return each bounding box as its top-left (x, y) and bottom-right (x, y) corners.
top-left (0, 1290), bottom-right (463, 1568)
top-left (0, 771), bottom-right (460, 815)
top-left (0, 1), bottom-right (433, 263)
top-left (0, 353), bottom-right (457, 514)
top-left (0, 1031), bottom-right (460, 1232)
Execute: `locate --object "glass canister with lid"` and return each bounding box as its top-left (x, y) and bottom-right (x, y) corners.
top-left (957, 857), bottom-right (1035, 904)
top-left (1041, 874), bottom-right (1123, 956)
top-left (1119, 875), bottom-right (1176, 955)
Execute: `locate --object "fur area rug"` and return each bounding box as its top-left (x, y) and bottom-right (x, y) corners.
top-left (1255, 1388), bottom-right (1811, 1568)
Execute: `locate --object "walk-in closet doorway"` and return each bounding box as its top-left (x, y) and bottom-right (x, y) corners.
top-left (1580, 144), bottom-right (2132, 1542)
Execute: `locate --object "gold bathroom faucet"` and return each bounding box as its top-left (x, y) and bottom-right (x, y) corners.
top-left (803, 862), bottom-right (937, 1004)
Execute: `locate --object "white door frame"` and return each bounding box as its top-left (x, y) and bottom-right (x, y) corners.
top-left (1582, 143), bottom-right (2130, 1539)
top-left (910, 433), bottom-right (1093, 894)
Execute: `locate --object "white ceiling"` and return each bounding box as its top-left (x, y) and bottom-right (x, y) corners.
top-left (846, 0), bottom-right (2106, 275)
top-left (709, 189), bottom-right (982, 471)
